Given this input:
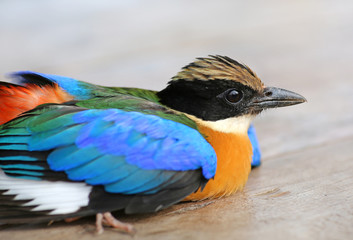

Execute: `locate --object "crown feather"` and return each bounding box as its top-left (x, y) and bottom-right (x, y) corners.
top-left (172, 55), bottom-right (264, 92)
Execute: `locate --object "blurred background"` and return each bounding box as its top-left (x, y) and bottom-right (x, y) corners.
top-left (1, 0), bottom-right (352, 159)
top-left (1, 0), bottom-right (352, 166)
top-left (1, 1), bottom-right (353, 239)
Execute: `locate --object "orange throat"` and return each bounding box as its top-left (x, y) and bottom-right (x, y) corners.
top-left (185, 123), bottom-right (252, 201)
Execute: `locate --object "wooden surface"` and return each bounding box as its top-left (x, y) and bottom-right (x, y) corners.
top-left (1, 0), bottom-right (353, 239)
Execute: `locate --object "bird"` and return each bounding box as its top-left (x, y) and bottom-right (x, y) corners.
top-left (0, 55), bottom-right (305, 233)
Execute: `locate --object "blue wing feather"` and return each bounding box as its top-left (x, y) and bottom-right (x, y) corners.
top-left (4, 169), bottom-right (43, 177)
top-left (105, 170), bottom-right (161, 193)
top-left (0, 156), bottom-right (37, 161)
top-left (86, 164), bottom-right (140, 187)
top-left (66, 155), bottom-right (126, 181)
top-left (0, 136), bottom-right (30, 144)
top-left (248, 124), bottom-right (261, 167)
top-left (29, 125), bottom-right (83, 151)
top-left (10, 71), bottom-right (92, 100)
top-left (0, 164), bottom-right (44, 171)
top-left (70, 109), bottom-right (216, 178)
top-left (0, 143), bottom-right (28, 150)
top-left (124, 171), bottom-right (175, 194)
top-left (48, 145), bottom-right (102, 171)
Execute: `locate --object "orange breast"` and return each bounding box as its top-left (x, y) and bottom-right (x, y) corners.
top-left (0, 84), bottom-right (73, 125)
top-left (185, 124), bottom-right (252, 201)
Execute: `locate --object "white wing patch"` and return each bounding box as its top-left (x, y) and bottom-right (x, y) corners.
top-left (0, 170), bottom-right (92, 215)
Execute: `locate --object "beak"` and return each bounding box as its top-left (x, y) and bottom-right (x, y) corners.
top-left (251, 87), bottom-right (306, 110)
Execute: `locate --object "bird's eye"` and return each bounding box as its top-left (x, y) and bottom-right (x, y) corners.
top-left (225, 89), bottom-right (243, 103)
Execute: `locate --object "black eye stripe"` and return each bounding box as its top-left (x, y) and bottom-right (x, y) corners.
top-left (158, 79), bottom-right (256, 121)
top-left (225, 89), bottom-right (243, 103)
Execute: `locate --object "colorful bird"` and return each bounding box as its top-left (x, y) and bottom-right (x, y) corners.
top-left (0, 56), bottom-right (305, 233)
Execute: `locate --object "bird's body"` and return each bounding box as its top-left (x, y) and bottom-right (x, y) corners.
top-left (0, 56), bottom-right (305, 233)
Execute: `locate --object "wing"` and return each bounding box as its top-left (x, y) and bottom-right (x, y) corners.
top-left (0, 103), bottom-right (216, 223)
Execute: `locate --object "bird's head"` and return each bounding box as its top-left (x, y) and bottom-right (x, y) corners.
top-left (157, 55), bottom-right (306, 134)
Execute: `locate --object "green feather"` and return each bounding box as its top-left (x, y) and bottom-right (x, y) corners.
top-left (76, 88), bottom-right (198, 130)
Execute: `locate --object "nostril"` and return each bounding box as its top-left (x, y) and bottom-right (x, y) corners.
top-left (265, 91), bottom-right (272, 97)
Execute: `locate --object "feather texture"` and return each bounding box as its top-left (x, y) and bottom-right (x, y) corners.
top-left (0, 104), bottom-right (216, 187)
